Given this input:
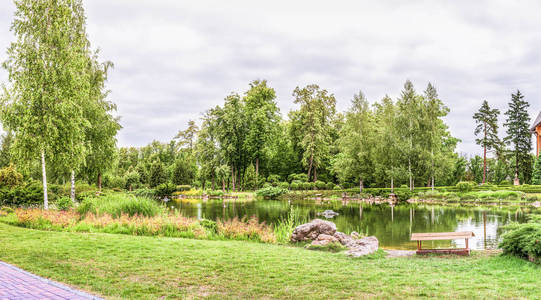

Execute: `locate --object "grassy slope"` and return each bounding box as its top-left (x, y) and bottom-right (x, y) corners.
top-left (0, 223), bottom-right (539, 299)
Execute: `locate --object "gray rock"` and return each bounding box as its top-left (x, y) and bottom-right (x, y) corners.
top-left (346, 236), bottom-right (379, 257)
top-left (290, 219), bottom-right (337, 242)
top-left (311, 234), bottom-right (340, 246)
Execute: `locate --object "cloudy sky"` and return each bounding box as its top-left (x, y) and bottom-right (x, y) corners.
top-left (1, 0), bottom-right (540, 156)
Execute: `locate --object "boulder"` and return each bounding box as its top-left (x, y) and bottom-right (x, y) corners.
top-left (311, 234), bottom-right (340, 246)
top-left (290, 219), bottom-right (337, 242)
top-left (346, 236), bottom-right (379, 257)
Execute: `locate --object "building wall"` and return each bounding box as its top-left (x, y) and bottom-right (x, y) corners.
top-left (537, 125), bottom-right (541, 157)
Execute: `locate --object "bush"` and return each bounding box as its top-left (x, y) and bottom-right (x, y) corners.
top-left (267, 175), bottom-right (281, 185)
top-left (456, 181), bottom-right (476, 193)
top-left (155, 183), bottom-right (176, 198)
top-left (0, 164), bottom-right (23, 188)
top-left (255, 186), bottom-right (288, 198)
top-left (394, 189), bottom-right (414, 201)
top-left (206, 190), bottom-right (224, 197)
top-left (0, 181), bottom-right (43, 207)
top-left (200, 219), bottom-right (217, 234)
top-left (500, 216), bottom-right (541, 262)
top-left (77, 194), bottom-right (162, 218)
top-left (499, 180), bottom-right (512, 186)
top-left (278, 182), bottom-right (290, 190)
top-left (288, 173), bottom-right (308, 183)
top-left (290, 182), bottom-right (300, 190)
top-left (333, 185), bottom-right (342, 191)
top-left (55, 197), bottom-right (73, 211)
top-left (326, 182), bottom-right (335, 190)
top-left (315, 180), bottom-right (326, 190)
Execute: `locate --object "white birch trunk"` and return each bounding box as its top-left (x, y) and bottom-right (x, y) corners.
top-left (70, 170), bottom-right (75, 203)
top-left (41, 150), bottom-right (48, 210)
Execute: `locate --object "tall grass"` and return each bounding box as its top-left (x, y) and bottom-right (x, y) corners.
top-left (274, 207), bottom-right (309, 244)
top-left (77, 194), bottom-right (163, 218)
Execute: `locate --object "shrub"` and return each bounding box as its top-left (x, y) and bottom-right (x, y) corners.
top-left (500, 216), bottom-right (541, 262)
top-left (290, 182), bottom-right (300, 190)
top-left (55, 197), bottom-right (73, 211)
top-left (267, 175), bottom-right (281, 185)
top-left (315, 180), bottom-right (326, 190)
top-left (1, 206), bottom-right (14, 214)
top-left (206, 190), bottom-right (224, 197)
top-left (155, 183), bottom-right (176, 198)
top-left (77, 194), bottom-right (162, 218)
top-left (200, 219), bottom-right (217, 234)
top-left (333, 185), bottom-right (342, 191)
top-left (256, 186), bottom-right (288, 198)
top-left (0, 164), bottom-right (23, 188)
top-left (456, 181), bottom-right (475, 193)
top-left (0, 181), bottom-right (43, 207)
top-left (499, 180), bottom-right (512, 186)
top-left (288, 173), bottom-right (308, 183)
top-left (278, 182), bottom-right (290, 190)
top-left (394, 189), bottom-right (414, 201)
top-left (326, 182), bottom-right (335, 190)
top-left (400, 184), bottom-right (408, 189)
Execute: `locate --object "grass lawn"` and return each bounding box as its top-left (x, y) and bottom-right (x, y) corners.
top-left (0, 223), bottom-right (539, 299)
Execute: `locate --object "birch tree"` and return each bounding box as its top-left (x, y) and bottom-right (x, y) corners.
top-left (1, 0), bottom-right (94, 209)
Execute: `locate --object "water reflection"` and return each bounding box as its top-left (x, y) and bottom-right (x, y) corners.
top-left (170, 198), bottom-right (531, 250)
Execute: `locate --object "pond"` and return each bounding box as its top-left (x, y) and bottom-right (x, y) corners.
top-left (169, 198), bottom-right (532, 250)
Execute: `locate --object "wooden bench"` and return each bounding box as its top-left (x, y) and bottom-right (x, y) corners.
top-left (411, 231), bottom-right (475, 256)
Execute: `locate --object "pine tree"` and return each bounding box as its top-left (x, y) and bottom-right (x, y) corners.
top-left (504, 90), bottom-right (532, 184)
top-left (532, 155), bottom-right (541, 185)
top-left (473, 100), bottom-right (501, 184)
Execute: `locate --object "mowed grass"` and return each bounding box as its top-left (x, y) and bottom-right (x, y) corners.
top-left (0, 223), bottom-right (539, 299)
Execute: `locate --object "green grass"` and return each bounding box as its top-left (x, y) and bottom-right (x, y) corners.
top-left (77, 194), bottom-right (163, 218)
top-left (0, 223), bottom-right (539, 299)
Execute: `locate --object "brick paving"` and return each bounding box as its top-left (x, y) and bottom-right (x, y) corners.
top-left (0, 261), bottom-right (101, 300)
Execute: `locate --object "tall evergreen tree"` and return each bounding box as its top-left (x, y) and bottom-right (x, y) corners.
top-left (504, 90), bottom-right (532, 183)
top-left (473, 100), bottom-right (501, 184)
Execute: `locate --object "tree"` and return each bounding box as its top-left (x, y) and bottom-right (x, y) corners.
top-left (243, 80), bottom-right (280, 188)
top-left (1, 0), bottom-right (96, 209)
top-left (396, 80), bottom-right (422, 191)
top-left (291, 84), bottom-right (336, 182)
top-left (473, 100), bottom-right (501, 184)
top-left (80, 54), bottom-right (121, 193)
top-left (175, 120), bottom-right (198, 151)
top-left (214, 94), bottom-right (248, 191)
top-left (148, 158), bottom-right (167, 188)
top-left (504, 90), bottom-right (532, 184)
top-left (532, 155), bottom-right (541, 185)
top-left (332, 91), bottom-right (374, 192)
top-left (0, 132), bottom-right (13, 168)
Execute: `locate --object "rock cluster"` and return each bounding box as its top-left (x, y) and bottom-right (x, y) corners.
top-left (290, 219), bottom-right (379, 257)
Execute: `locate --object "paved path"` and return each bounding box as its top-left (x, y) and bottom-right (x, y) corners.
top-left (0, 261), bottom-right (101, 300)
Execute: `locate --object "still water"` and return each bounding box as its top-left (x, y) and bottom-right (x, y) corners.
top-left (170, 198), bottom-right (531, 250)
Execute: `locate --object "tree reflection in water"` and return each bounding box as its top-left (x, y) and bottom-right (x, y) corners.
top-left (170, 198), bottom-right (531, 250)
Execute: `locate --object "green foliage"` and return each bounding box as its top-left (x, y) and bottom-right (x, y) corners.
top-left (473, 100), bottom-right (502, 183)
top-left (500, 216), bottom-right (541, 262)
top-left (155, 183), bottom-right (176, 198)
top-left (55, 197), bottom-right (73, 211)
top-left (532, 155), bottom-right (541, 185)
top-left (200, 219), bottom-right (217, 234)
top-left (132, 188), bottom-right (156, 199)
top-left (277, 182), bottom-right (290, 190)
top-left (315, 180), bottom-right (327, 190)
top-left (149, 159), bottom-right (167, 188)
top-left (255, 186), bottom-right (288, 198)
top-left (0, 164), bottom-right (23, 188)
top-left (456, 181), bottom-right (475, 193)
top-left (77, 194), bottom-right (162, 218)
top-left (176, 185), bottom-right (191, 192)
top-left (0, 181), bottom-right (42, 206)
top-left (267, 174), bottom-right (282, 184)
top-left (504, 90), bottom-right (533, 183)
top-left (288, 173), bottom-right (308, 183)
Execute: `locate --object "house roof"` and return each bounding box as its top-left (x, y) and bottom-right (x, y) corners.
top-left (532, 112), bottom-right (541, 132)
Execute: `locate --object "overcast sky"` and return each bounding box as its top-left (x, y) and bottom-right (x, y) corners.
top-left (1, 0), bottom-right (540, 156)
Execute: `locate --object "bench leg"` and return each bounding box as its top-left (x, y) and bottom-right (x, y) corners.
top-left (465, 238), bottom-right (468, 250)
